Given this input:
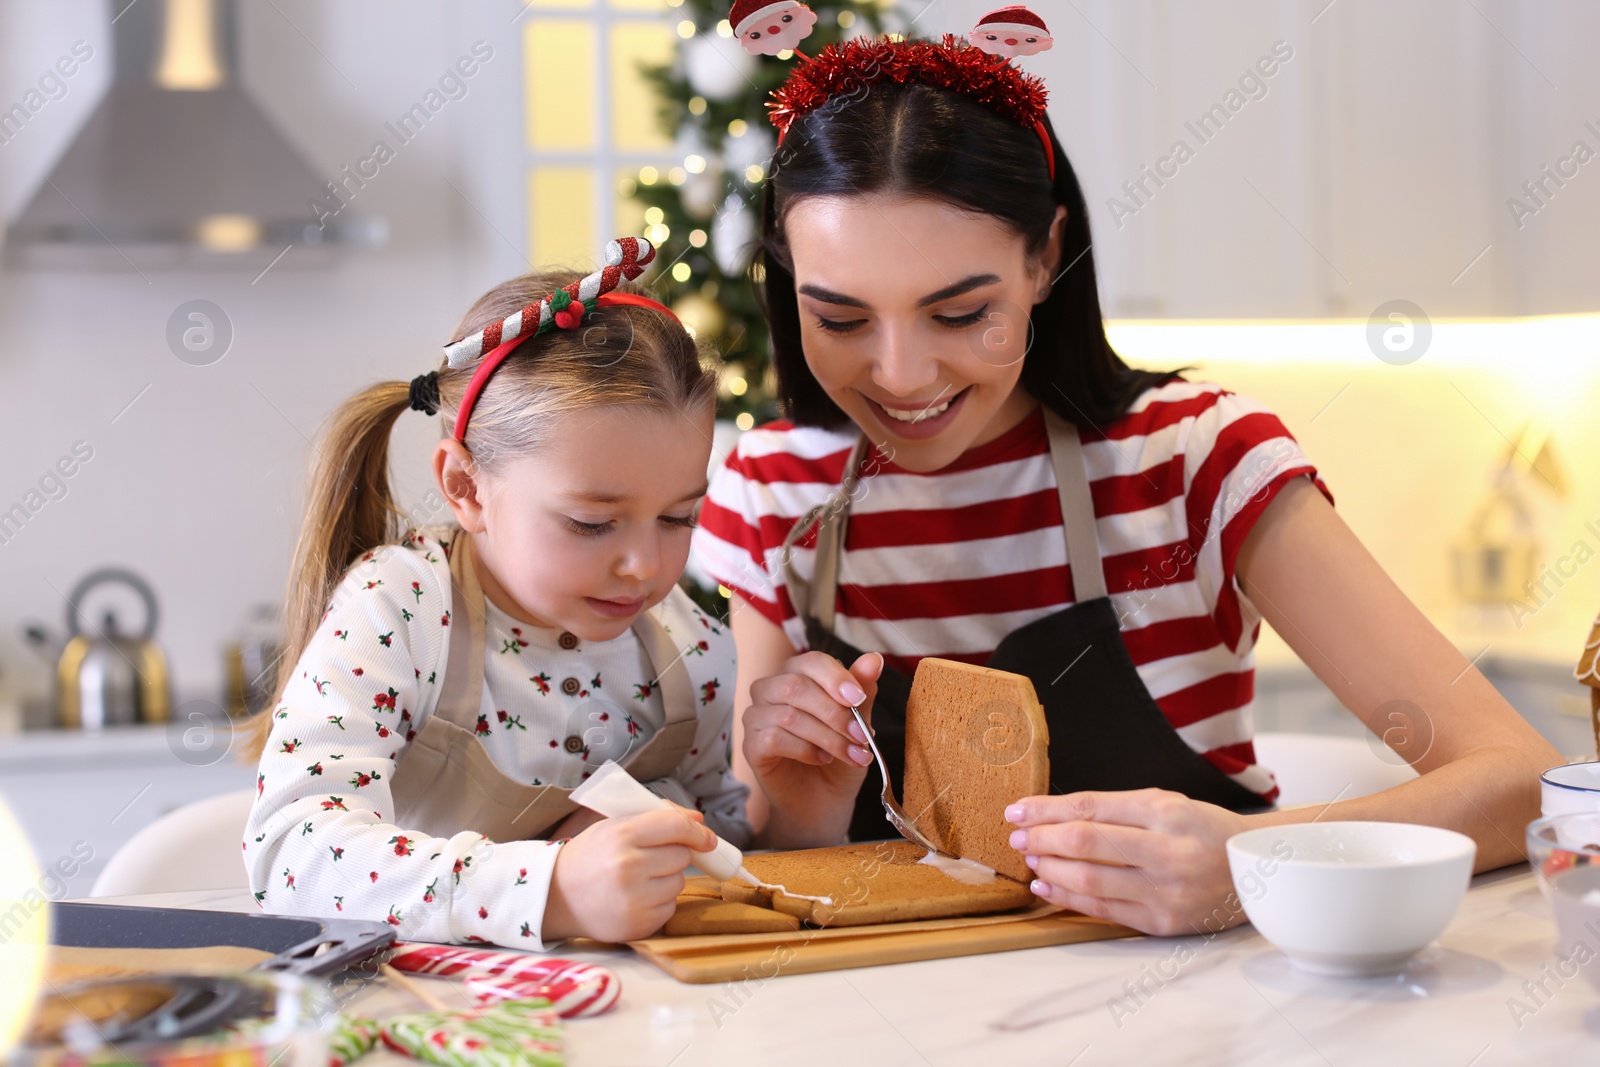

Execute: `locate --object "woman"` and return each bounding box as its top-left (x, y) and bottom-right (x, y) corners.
top-left (691, 29), bottom-right (1558, 937)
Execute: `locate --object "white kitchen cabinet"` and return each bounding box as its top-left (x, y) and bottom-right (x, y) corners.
top-left (928, 0), bottom-right (1600, 318)
top-left (0, 724), bottom-right (255, 899)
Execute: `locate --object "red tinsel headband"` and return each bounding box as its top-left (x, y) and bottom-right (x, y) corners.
top-left (733, 4), bottom-right (1057, 181)
top-left (440, 236), bottom-right (682, 443)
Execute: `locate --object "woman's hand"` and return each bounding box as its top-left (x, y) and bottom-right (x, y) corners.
top-left (742, 650), bottom-right (884, 848)
top-left (1005, 789), bottom-right (1250, 937)
top-left (543, 807), bottom-right (715, 942)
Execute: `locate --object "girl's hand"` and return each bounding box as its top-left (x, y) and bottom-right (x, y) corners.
top-left (742, 651), bottom-right (884, 847)
top-left (1005, 789), bottom-right (1250, 937)
top-left (543, 807), bottom-right (715, 942)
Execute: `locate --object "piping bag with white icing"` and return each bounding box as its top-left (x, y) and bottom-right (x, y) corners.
top-left (570, 761), bottom-right (762, 887)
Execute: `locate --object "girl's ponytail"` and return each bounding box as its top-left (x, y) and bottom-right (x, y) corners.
top-left (238, 380), bottom-right (413, 762)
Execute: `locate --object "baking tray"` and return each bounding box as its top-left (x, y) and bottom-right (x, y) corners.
top-left (51, 902), bottom-right (396, 979)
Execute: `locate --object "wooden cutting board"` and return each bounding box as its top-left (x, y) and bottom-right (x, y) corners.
top-left (630, 900), bottom-right (1136, 984)
top-left (626, 842), bottom-right (1139, 982)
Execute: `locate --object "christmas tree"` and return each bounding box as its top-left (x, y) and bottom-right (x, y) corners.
top-left (633, 0), bottom-right (898, 431)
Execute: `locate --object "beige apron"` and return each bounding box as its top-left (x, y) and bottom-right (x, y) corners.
top-left (389, 526), bottom-right (699, 842)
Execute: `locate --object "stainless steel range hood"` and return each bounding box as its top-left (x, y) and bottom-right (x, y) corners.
top-left (4, 0), bottom-right (383, 269)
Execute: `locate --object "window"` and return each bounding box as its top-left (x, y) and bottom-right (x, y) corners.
top-left (521, 0), bottom-right (675, 266)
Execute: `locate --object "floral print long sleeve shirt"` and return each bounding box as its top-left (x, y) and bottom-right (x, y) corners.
top-left (243, 525), bottom-right (749, 950)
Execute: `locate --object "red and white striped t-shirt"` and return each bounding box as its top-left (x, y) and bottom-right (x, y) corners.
top-left (692, 380), bottom-right (1333, 801)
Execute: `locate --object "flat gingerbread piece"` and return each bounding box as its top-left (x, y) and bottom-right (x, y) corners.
top-left (724, 840), bottom-right (1033, 927)
top-left (664, 898), bottom-right (802, 936)
top-left (901, 657), bottom-right (1049, 883)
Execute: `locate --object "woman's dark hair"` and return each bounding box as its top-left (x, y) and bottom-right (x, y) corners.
top-left (755, 81), bottom-right (1182, 430)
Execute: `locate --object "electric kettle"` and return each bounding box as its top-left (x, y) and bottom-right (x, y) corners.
top-left (53, 568), bottom-right (171, 729)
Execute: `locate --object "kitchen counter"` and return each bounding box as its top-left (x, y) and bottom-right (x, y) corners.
top-left (1252, 632), bottom-right (1598, 760)
top-left (75, 865), bottom-right (1592, 1065)
top-left (1252, 599), bottom-right (1595, 672)
top-left (0, 722), bottom-right (254, 896)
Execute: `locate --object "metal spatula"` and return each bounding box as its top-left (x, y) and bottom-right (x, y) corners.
top-left (848, 704), bottom-right (955, 858)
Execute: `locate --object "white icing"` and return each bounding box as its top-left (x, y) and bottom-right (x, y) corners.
top-left (917, 850), bottom-right (997, 885)
top-left (749, 850), bottom-right (998, 910)
top-left (759, 880), bottom-right (834, 907)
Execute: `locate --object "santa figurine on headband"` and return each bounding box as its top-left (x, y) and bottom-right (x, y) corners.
top-left (967, 5), bottom-right (1053, 59)
top-left (730, 0), bottom-right (820, 57)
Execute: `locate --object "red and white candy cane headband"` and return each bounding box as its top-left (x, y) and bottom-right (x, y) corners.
top-left (444, 236), bottom-right (680, 443)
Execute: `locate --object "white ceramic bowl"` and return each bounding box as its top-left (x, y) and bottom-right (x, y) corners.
top-left (1226, 821), bottom-right (1476, 977)
top-left (1541, 762), bottom-right (1600, 817)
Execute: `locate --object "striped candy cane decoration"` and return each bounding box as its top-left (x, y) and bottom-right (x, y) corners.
top-left (443, 236), bottom-right (658, 368)
top-left (465, 968), bottom-right (621, 1018)
top-left (387, 943), bottom-right (622, 1019)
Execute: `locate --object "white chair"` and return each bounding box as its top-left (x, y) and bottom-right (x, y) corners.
top-left (90, 789), bottom-right (256, 897)
top-left (1252, 731), bottom-right (1419, 808)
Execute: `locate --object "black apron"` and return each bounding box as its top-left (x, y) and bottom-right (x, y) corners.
top-left (780, 406), bottom-right (1267, 844)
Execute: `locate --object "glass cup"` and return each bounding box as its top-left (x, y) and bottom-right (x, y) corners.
top-left (1527, 811), bottom-right (1600, 902)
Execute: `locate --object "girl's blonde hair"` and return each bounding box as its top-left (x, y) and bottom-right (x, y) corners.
top-left (239, 270), bottom-right (716, 762)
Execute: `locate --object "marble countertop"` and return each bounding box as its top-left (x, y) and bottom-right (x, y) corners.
top-left (75, 864), bottom-right (1594, 1066)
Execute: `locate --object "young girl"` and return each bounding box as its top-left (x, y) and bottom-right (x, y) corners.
top-left (695, 6), bottom-right (1558, 936)
top-left (241, 238), bottom-right (748, 949)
